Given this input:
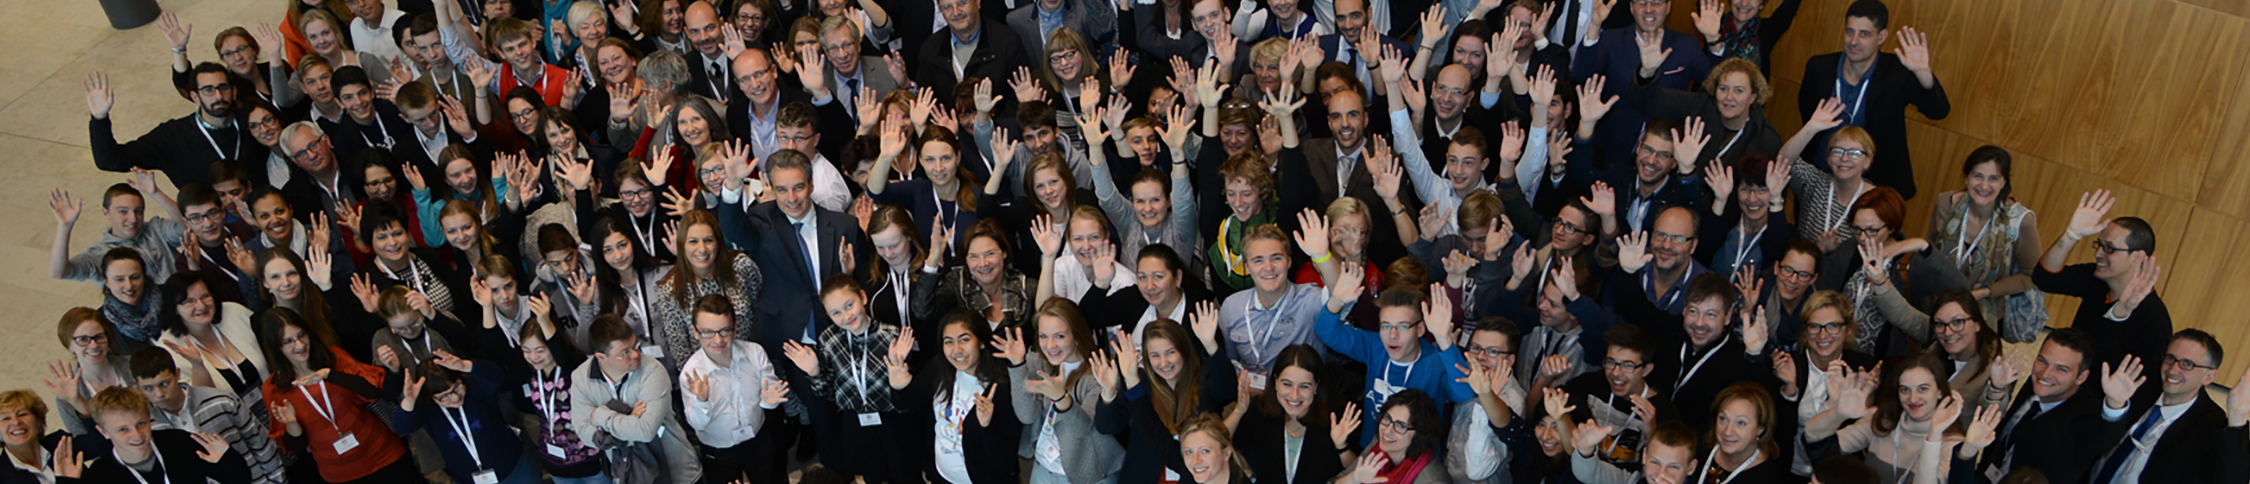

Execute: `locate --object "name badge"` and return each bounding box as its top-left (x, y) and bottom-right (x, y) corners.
top-left (858, 412), bottom-right (883, 426)
top-left (642, 345), bottom-right (666, 359)
top-left (1984, 464), bottom-right (2005, 483)
top-left (1164, 468), bottom-right (1181, 481)
top-left (1245, 372), bottom-right (1269, 391)
top-left (332, 433), bottom-right (360, 454)
top-left (473, 469), bottom-right (499, 484)
top-left (547, 444), bottom-right (567, 458)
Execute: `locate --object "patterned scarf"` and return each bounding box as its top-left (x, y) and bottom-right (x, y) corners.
top-left (1720, 17), bottom-right (1764, 66)
top-left (103, 288), bottom-right (165, 346)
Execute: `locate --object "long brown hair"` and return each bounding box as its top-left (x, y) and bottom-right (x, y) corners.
top-left (257, 306), bottom-right (339, 385)
top-left (1255, 345), bottom-right (1328, 424)
top-left (867, 205), bottom-right (926, 272)
top-left (255, 249), bottom-right (336, 337)
top-left (1869, 352), bottom-right (1962, 438)
top-left (1141, 319), bottom-right (1205, 434)
top-left (666, 210), bottom-right (742, 306)
top-left (1034, 298), bottom-right (1097, 390)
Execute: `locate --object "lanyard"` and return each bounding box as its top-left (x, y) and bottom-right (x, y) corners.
top-left (533, 368), bottom-right (563, 423)
top-left (1827, 181), bottom-right (1868, 235)
top-left (186, 331), bottom-right (238, 372)
top-left (1699, 448), bottom-right (1758, 484)
top-left (625, 276), bottom-right (649, 334)
top-left (1645, 267), bottom-right (1693, 309)
top-left (931, 184), bottom-right (960, 231)
top-left (1675, 334), bottom-right (1729, 390)
top-left (441, 406), bottom-right (486, 468)
top-left (199, 248), bottom-right (240, 282)
top-left (1832, 57), bottom-right (1872, 126)
top-left (380, 258), bottom-right (428, 295)
top-left (198, 118), bottom-right (240, 160)
top-left (629, 214), bottom-right (657, 253)
top-left (114, 448), bottom-right (169, 484)
top-left (1248, 292), bottom-right (1291, 364)
top-left (359, 114), bottom-right (396, 151)
top-left (888, 270), bottom-right (912, 321)
top-left (399, 333), bottom-right (434, 367)
top-left (1731, 224), bottom-right (1767, 271)
top-left (1950, 209), bottom-right (1997, 266)
top-left (299, 382), bottom-right (345, 431)
top-left (1713, 126), bottom-right (1746, 161)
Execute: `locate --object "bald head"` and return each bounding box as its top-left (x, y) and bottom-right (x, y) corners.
top-left (731, 48), bottom-right (777, 105)
top-left (685, 1), bottom-right (722, 55)
top-left (1432, 65), bottom-right (1475, 118)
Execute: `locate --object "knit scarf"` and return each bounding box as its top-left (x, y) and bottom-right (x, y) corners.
top-left (1377, 451), bottom-right (1433, 484)
top-left (1720, 17), bottom-right (1763, 66)
top-left (103, 289), bottom-right (166, 346)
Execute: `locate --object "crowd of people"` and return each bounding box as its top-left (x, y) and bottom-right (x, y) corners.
top-left (10, 0), bottom-right (2243, 481)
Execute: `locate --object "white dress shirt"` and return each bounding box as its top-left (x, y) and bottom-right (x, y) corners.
top-left (679, 340), bottom-right (783, 447)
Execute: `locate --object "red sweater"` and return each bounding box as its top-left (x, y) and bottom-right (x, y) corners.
top-left (263, 348), bottom-right (406, 483)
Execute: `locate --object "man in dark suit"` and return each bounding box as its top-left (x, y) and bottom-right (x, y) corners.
top-left (2083, 329), bottom-right (2250, 484)
top-left (1302, 88), bottom-right (1415, 266)
top-left (817, 17), bottom-right (905, 128)
top-left (683, 1), bottom-right (738, 105)
top-left (277, 121), bottom-right (367, 219)
top-left (1569, 0), bottom-right (1710, 173)
top-left (914, 0), bottom-right (1033, 99)
top-left (724, 48), bottom-right (854, 161)
top-left (1793, 0), bottom-right (1947, 199)
top-left (712, 150), bottom-right (874, 356)
top-left (1003, 0), bottom-right (1117, 61)
top-left (1966, 328), bottom-right (2139, 484)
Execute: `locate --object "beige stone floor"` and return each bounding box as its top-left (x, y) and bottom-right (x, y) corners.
top-left (0, 0), bottom-right (274, 421)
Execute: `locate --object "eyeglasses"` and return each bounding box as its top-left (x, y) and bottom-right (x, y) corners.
top-left (1636, 145), bottom-right (1675, 161)
top-left (2164, 354), bottom-right (2215, 371)
top-left (1829, 148), bottom-right (1868, 160)
top-left (1933, 316), bottom-right (1976, 332)
top-left (693, 327), bottom-right (731, 340)
top-left (248, 116), bottom-right (281, 129)
top-left (1651, 232), bottom-right (1694, 244)
top-left (2091, 239), bottom-right (2140, 255)
top-left (183, 210), bottom-right (227, 224)
top-left (219, 46), bottom-right (256, 58)
top-left (737, 13), bottom-right (766, 22)
top-left (620, 188), bottom-right (653, 200)
top-left (1806, 322), bottom-right (1846, 334)
top-left (195, 84), bottom-right (235, 96)
top-left (1467, 344), bottom-right (1514, 359)
top-left (1378, 323), bottom-right (1419, 333)
top-left (1777, 266), bottom-right (1815, 281)
top-left (1047, 49), bottom-right (1079, 66)
top-left (70, 335), bottom-right (106, 347)
top-left (1554, 219), bottom-right (1592, 236)
top-left (1602, 359), bottom-right (1645, 371)
top-left (1378, 416), bottom-right (1415, 433)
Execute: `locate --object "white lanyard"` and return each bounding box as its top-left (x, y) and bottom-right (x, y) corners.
top-left (299, 382), bottom-right (345, 431)
top-left (380, 258), bottom-right (428, 295)
top-left (1832, 57), bottom-right (1872, 125)
top-left (625, 277), bottom-right (649, 334)
top-left (1381, 360), bottom-right (1415, 386)
top-left (199, 248), bottom-right (240, 282)
top-left (1699, 448), bottom-right (1759, 484)
top-left (534, 368), bottom-right (563, 423)
top-left (888, 270), bottom-right (912, 320)
top-left (1249, 292), bottom-right (1290, 364)
top-left (1713, 126), bottom-right (1746, 161)
top-left (187, 331), bottom-right (239, 371)
top-left (1645, 267), bottom-right (1693, 309)
top-left (115, 448), bottom-right (169, 484)
top-left (441, 406), bottom-right (486, 468)
top-left (1731, 224), bottom-right (1768, 270)
top-left (1827, 181), bottom-right (1868, 234)
top-left (1676, 334), bottom-right (1728, 387)
top-left (198, 118), bottom-right (240, 160)
top-left (399, 333), bottom-right (434, 367)
top-left (1950, 209), bottom-right (1997, 266)
top-left (849, 342), bottom-right (875, 403)
top-left (628, 214), bottom-right (657, 253)
top-left (359, 114), bottom-right (396, 151)
top-left (931, 184), bottom-right (960, 230)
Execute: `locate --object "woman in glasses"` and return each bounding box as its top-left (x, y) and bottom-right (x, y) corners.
top-left (44, 308), bottom-right (136, 437)
top-left (1822, 186), bottom-right (1967, 358)
top-left (1333, 388), bottom-right (1448, 484)
top-left (1778, 98), bottom-right (1880, 254)
top-left (1867, 289), bottom-right (2008, 410)
top-left (1762, 290), bottom-right (1874, 477)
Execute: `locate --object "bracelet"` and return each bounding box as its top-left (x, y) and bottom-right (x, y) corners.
top-left (1311, 252), bottom-right (1332, 264)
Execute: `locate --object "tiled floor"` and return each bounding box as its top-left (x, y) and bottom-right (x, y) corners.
top-left (0, 0), bottom-right (244, 421)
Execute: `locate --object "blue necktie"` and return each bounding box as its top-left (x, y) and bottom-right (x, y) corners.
top-left (2091, 407), bottom-right (2164, 484)
top-left (796, 221), bottom-right (818, 342)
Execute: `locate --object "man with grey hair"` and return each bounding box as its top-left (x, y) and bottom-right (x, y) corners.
top-left (820, 15), bottom-right (904, 127)
top-left (276, 121), bottom-right (363, 218)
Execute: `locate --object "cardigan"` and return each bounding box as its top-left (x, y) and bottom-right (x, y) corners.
top-left (1011, 351), bottom-right (1125, 484)
top-left (568, 353), bottom-right (703, 483)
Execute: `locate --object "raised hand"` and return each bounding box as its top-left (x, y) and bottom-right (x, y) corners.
top-left (973, 383), bottom-right (998, 426)
top-left (973, 79), bottom-right (997, 114)
top-left (1672, 116), bottom-right (1711, 172)
top-left (1581, 181), bottom-right (1616, 219)
top-left (1634, 30), bottom-right (1673, 78)
top-left (1008, 66), bottom-right (1045, 104)
top-left (83, 72), bottom-right (114, 119)
top-left (1618, 231), bottom-right (1653, 274)
top-left (781, 341), bottom-right (821, 375)
top-left (1507, 243), bottom-right (1537, 285)
top-left (1741, 304), bottom-right (1769, 355)
top-left (762, 379), bottom-right (791, 406)
top-left (1550, 255), bottom-right (1583, 300)
top-left (1930, 390), bottom-right (1964, 432)
top-left (1159, 103), bottom-right (1198, 154)
top-left (684, 371), bottom-right (712, 401)
top-left (1424, 282), bottom-right (1457, 347)
top-left (160, 12), bottom-right (193, 52)
top-left (1189, 301), bottom-right (1221, 350)
top-left (1772, 350), bottom-right (1799, 393)
top-left (1805, 97), bottom-right (1846, 133)
top-left (1030, 214), bottom-right (1063, 256)
top-left (989, 127), bottom-right (1021, 169)
top-left (1895, 27), bottom-right (1932, 74)
top-left (182, 430), bottom-right (227, 463)
top-left (272, 401), bottom-right (298, 427)
top-left (1691, 0), bottom-right (1723, 41)
top-left (1089, 349), bottom-right (1122, 400)
top-left (53, 436), bottom-right (83, 479)
top-left (1576, 74), bottom-right (1615, 126)
top-left (2067, 189), bottom-right (2116, 238)
top-left (2228, 363), bottom-right (2250, 426)
top-left (1572, 419), bottom-right (1614, 453)
top-left (1457, 357), bottom-right (1492, 396)
top-left (991, 327), bottom-right (1028, 365)
top-left (48, 188), bottom-right (81, 225)
top-left (1023, 368), bottom-right (1067, 400)
top-left (42, 360), bottom-right (84, 412)
top-left (1960, 402), bottom-right (2003, 454)
top-left (1857, 237), bottom-right (1891, 286)
top-left (399, 374), bottom-right (426, 409)
top-left (2099, 355), bottom-right (2146, 410)
top-left (1835, 366), bottom-right (1877, 419)
top-left (1330, 401), bottom-right (1362, 448)
top-left (1195, 64), bottom-right (1228, 110)
top-left (1416, 203), bottom-right (1452, 243)
top-left (1344, 447), bottom-right (1390, 484)
top-left (1705, 162), bottom-right (1736, 203)
top-left (430, 349), bottom-right (471, 372)
top-left (1327, 262), bottom-right (1367, 315)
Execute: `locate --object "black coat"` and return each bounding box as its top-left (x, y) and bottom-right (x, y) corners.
top-left (1236, 405), bottom-right (1348, 484)
top-left (1975, 385), bottom-right (2134, 484)
top-left (1096, 339), bottom-right (1239, 484)
top-left (1794, 52), bottom-right (1950, 200)
top-left (712, 198), bottom-right (873, 361)
top-left (912, 22), bottom-right (1034, 106)
top-left (2102, 393), bottom-right (2250, 484)
top-left (895, 362), bottom-right (1023, 484)
top-left (58, 429), bottom-right (252, 484)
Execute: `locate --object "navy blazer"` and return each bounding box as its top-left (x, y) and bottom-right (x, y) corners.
top-left (713, 197), bottom-right (873, 356)
top-left (1794, 52), bottom-right (1949, 199)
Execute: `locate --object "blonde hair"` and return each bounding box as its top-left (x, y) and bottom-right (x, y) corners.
top-left (1798, 290), bottom-right (1860, 353)
top-left (1704, 58), bottom-right (1772, 106)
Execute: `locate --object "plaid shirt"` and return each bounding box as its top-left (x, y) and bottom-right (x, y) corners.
top-left (806, 323), bottom-right (902, 414)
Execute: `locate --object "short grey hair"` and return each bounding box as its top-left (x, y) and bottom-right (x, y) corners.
top-left (638, 49), bottom-right (691, 96)
top-left (819, 14), bottom-right (858, 41)
top-left (567, 1), bottom-right (603, 34)
top-left (280, 121), bottom-right (326, 157)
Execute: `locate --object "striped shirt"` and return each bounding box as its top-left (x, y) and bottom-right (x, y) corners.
top-left (152, 385), bottom-right (284, 484)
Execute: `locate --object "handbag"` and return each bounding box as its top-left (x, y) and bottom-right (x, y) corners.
top-left (596, 398), bottom-right (670, 484)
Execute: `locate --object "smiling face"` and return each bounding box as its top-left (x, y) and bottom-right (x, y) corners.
top-left (1681, 295), bottom-right (1728, 347)
top-left (102, 192), bottom-right (146, 239)
top-left (104, 258), bottom-right (147, 305)
top-left (1450, 35), bottom-right (1488, 75)
top-left (1714, 71), bottom-right (1754, 121)
top-left (940, 0), bottom-right (980, 35)
top-left (1636, 135), bottom-right (1677, 186)
top-left (183, 202), bottom-right (229, 243)
top-left (1774, 251), bottom-right (1817, 300)
top-left (1550, 205), bottom-right (1595, 251)
top-left (1145, 335), bottom-right (1186, 383)
top-left (1534, 417), bottom-right (1565, 457)
top-left (940, 321), bottom-right (982, 372)
top-left (2029, 340), bottom-right (2089, 403)
top-left (2161, 338), bottom-right (2216, 402)
top-left (1651, 209), bottom-right (1697, 272)
top-left (1630, 0), bottom-right (1671, 34)
top-left (261, 257), bottom-right (303, 303)
top-left (246, 107), bottom-right (283, 147)
top-left (1180, 429), bottom-right (1231, 483)
top-left (219, 35), bottom-right (259, 74)
top-left (922, 141), bottom-right (960, 186)
top-left (965, 236), bottom-right (1007, 287)
top-left (1244, 238), bottom-right (1291, 293)
top-left (544, 118), bottom-right (580, 155)
top-left (277, 322), bottom-right (313, 365)
top-left (1035, 314), bottom-right (1080, 364)
top-left (1048, 47), bottom-right (1083, 82)
top-left (1443, 141), bottom-right (1486, 193)
top-left (441, 212), bottom-right (481, 252)
top-left (1125, 180), bottom-right (1172, 230)
top-left (1325, 92), bottom-right (1367, 150)
top-left (1895, 367), bottom-right (1939, 420)
top-left (1067, 216), bottom-right (1107, 266)
top-left (253, 194), bottom-right (294, 242)
top-left (1430, 66), bottom-right (1474, 121)
top-left (1829, 136), bottom-right (1869, 182)
top-left (598, 45), bottom-right (637, 85)
top-left (370, 221), bottom-right (411, 265)
top-left (1376, 405), bottom-right (1416, 458)
top-left (1964, 160), bottom-right (2006, 207)
top-left (1803, 306), bottom-right (1846, 358)
top-left (337, 82), bottom-right (375, 121)
top-left (734, 2), bottom-right (768, 38)
top-left (68, 320), bottom-right (110, 362)
top-left (2091, 224), bottom-right (2142, 280)
top-left (1273, 365), bottom-right (1318, 418)
top-left (820, 288), bottom-right (871, 334)
top-left (770, 165), bottom-right (813, 219)
top-left (94, 409), bottom-right (154, 463)
top-left (1931, 302), bottom-right (1977, 359)
top-left (1603, 346), bottom-right (1651, 396)
top-left (0, 405), bottom-right (41, 448)
top-left (574, 13), bottom-right (607, 46)
top-left (682, 222), bottom-right (719, 272)
top-left (685, 3), bottom-right (723, 55)
top-left (364, 164), bottom-right (400, 200)
top-left (304, 17), bottom-right (340, 56)
top-left (1030, 165), bottom-right (1067, 212)
top-left (175, 280), bottom-right (217, 327)
top-left (1713, 397), bottom-right (1762, 456)
top-left (1223, 177), bottom-right (1262, 220)
top-left (1135, 255), bottom-right (1181, 308)
top-left (735, 50), bottom-right (783, 106)
top-left (692, 309), bottom-right (736, 357)
top-left (506, 98), bottom-right (539, 135)
top-left (1639, 440), bottom-right (1696, 484)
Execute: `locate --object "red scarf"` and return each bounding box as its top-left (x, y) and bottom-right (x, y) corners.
top-left (1378, 451), bottom-right (1433, 484)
